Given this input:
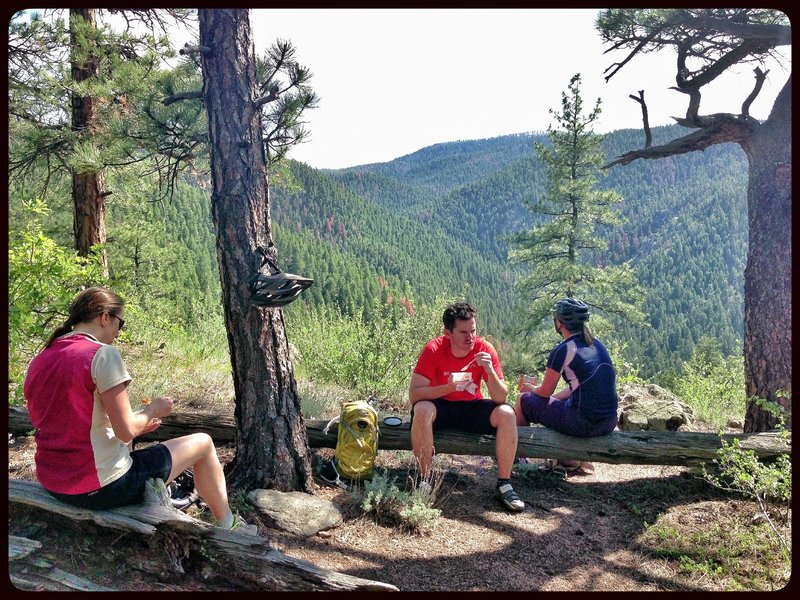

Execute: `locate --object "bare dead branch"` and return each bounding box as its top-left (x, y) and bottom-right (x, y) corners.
top-left (604, 35), bottom-right (655, 82)
top-left (179, 43), bottom-right (211, 56)
top-left (105, 8), bottom-right (196, 37)
top-left (742, 66), bottom-right (768, 116)
top-left (603, 116), bottom-right (754, 168)
top-left (628, 90), bottom-right (652, 148)
top-left (254, 90), bottom-right (279, 108)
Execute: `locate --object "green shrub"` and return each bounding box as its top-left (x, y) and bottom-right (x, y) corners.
top-left (703, 399), bottom-right (792, 560)
top-left (287, 297), bottom-right (443, 401)
top-left (702, 398), bottom-right (791, 561)
top-left (661, 336), bottom-right (745, 427)
top-left (359, 468), bottom-right (441, 533)
top-left (8, 199), bottom-right (106, 405)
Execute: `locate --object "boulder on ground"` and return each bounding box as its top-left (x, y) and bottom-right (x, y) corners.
top-left (248, 489), bottom-right (344, 537)
top-left (617, 383), bottom-right (695, 431)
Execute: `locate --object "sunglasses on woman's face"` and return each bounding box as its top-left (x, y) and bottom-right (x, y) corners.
top-left (109, 313), bottom-right (125, 330)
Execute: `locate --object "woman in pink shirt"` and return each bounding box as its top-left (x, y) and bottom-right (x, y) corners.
top-left (24, 287), bottom-right (254, 533)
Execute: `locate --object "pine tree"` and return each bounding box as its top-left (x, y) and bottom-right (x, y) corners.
top-left (597, 9), bottom-right (791, 432)
top-left (508, 73), bottom-right (644, 352)
top-left (8, 9), bottom-right (190, 275)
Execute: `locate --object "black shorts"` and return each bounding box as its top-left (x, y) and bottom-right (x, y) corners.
top-left (48, 444), bottom-right (173, 510)
top-left (412, 398), bottom-right (500, 435)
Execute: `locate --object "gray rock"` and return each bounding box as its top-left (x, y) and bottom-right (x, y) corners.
top-left (727, 418), bottom-right (744, 431)
top-left (248, 489), bottom-right (344, 537)
top-left (617, 383), bottom-right (694, 431)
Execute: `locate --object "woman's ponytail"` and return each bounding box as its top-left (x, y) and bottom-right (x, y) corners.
top-left (582, 324), bottom-right (594, 347)
top-left (42, 287), bottom-right (124, 349)
top-left (44, 318), bottom-right (76, 348)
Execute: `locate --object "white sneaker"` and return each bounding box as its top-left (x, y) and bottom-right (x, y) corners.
top-left (230, 514), bottom-right (259, 536)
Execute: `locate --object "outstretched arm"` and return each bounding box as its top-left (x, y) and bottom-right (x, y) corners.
top-left (101, 384), bottom-right (172, 444)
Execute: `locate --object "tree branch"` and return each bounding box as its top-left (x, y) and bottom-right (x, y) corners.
top-left (603, 116), bottom-right (754, 168)
top-left (179, 43), bottom-right (210, 56)
top-left (628, 90), bottom-right (652, 148)
top-left (603, 28), bottom-right (665, 82)
top-left (254, 89), bottom-right (279, 108)
top-left (161, 90), bottom-right (203, 106)
top-left (742, 66), bottom-right (768, 117)
top-left (671, 11), bottom-right (791, 46)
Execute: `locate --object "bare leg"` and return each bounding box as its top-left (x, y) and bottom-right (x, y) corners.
top-left (491, 404), bottom-right (518, 479)
top-left (410, 401), bottom-right (436, 479)
top-left (162, 433), bottom-right (230, 522)
top-left (514, 394), bottom-right (529, 426)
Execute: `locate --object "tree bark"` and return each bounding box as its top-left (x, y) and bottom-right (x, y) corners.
top-left (70, 8), bottom-right (108, 277)
top-left (197, 9), bottom-right (313, 491)
top-left (743, 75), bottom-right (792, 431)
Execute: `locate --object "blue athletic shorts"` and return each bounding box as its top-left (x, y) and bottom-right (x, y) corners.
top-left (48, 444), bottom-right (173, 510)
top-left (520, 392), bottom-right (617, 438)
top-left (412, 398), bottom-right (500, 435)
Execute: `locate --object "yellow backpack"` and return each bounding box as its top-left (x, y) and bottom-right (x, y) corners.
top-left (326, 399), bottom-right (379, 481)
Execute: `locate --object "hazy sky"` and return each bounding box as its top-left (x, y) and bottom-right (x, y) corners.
top-left (164, 8), bottom-right (787, 170)
top-left (237, 8), bottom-right (789, 170)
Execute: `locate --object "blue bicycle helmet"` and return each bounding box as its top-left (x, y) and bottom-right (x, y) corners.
top-left (552, 298), bottom-right (590, 329)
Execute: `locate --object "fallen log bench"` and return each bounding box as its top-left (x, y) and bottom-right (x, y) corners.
top-left (8, 477), bottom-right (398, 592)
top-left (306, 419), bottom-right (790, 467)
top-left (9, 406), bottom-right (790, 467)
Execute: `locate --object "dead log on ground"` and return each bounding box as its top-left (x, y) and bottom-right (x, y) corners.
top-left (8, 478), bottom-right (397, 592)
top-left (305, 419), bottom-right (790, 466)
top-left (8, 406), bottom-right (789, 467)
top-left (9, 534), bottom-right (114, 591)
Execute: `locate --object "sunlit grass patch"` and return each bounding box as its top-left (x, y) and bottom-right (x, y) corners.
top-left (638, 500), bottom-right (791, 591)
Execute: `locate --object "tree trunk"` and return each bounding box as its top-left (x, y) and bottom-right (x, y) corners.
top-left (69, 8), bottom-right (108, 277)
top-left (197, 9), bottom-right (313, 491)
top-left (743, 75), bottom-right (792, 432)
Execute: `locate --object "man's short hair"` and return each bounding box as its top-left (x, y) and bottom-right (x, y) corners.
top-left (443, 302), bottom-right (477, 331)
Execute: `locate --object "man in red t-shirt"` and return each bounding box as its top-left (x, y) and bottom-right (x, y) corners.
top-left (409, 302), bottom-right (524, 513)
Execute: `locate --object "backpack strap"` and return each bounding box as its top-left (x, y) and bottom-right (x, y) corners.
top-left (339, 419), bottom-right (367, 449)
top-left (323, 415), bottom-right (340, 436)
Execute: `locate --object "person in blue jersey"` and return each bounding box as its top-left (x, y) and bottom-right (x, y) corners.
top-left (515, 298), bottom-right (619, 474)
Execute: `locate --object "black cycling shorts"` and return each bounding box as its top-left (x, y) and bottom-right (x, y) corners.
top-left (412, 398), bottom-right (500, 435)
top-left (48, 443), bottom-right (173, 510)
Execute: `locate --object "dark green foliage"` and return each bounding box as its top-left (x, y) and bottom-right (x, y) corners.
top-left (139, 123), bottom-right (746, 379)
top-left (508, 73), bottom-right (644, 351)
top-left (8, 117), bottom-right (748, 387)
top-left (270, 161), bottom-right (516, 334)
top-left (322, 124), bottom-right (747, 376)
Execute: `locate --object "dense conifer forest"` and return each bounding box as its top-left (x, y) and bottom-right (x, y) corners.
top-left (122, 124), bottom-right (747, 378)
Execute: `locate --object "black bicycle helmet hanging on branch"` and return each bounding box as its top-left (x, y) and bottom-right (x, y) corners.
top-left (552, 297), bottom-right (590, 329)
top-left (249, 246), bottom-right (314, 308)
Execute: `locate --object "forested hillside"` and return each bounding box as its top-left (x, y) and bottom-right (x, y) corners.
top-left (298, 124), bottom-right (748, 376)
top-left (136, 123), bottom-right (748, 378)
top-left (270, 162), bottom-right (517, 334)
top-left (12, 121), bottom-right (747, 382)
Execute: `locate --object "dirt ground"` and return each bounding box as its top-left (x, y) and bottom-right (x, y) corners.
top-left (6, 430), bottom-right (788, 592)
